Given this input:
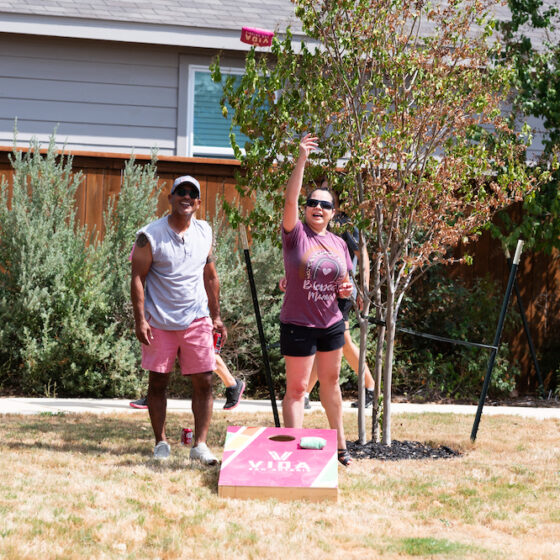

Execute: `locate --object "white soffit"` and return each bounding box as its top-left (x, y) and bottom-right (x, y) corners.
top-left (0, 12), bottom-right (307, 51)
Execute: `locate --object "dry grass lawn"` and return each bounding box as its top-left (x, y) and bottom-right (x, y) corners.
top-left (0, 409), bottom-right (558, 559)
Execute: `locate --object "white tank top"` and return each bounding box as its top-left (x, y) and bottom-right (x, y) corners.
top-left (137, 216), bottom-right (213, 330)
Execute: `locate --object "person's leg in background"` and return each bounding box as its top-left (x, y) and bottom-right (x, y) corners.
top-left (303, 361), bottom-right (318, 409)
top-left (215, 354), bottom-right (245, 410)
top-left (341, 326), bottom-right (376, 408)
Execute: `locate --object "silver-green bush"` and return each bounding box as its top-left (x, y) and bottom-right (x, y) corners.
top-left (0, 136), bottom-right (160, 396)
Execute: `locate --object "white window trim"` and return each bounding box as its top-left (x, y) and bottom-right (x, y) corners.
top-left (186, 64), bottom-right (246, 158)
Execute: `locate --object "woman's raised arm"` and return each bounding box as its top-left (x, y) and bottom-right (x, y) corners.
top-left (282, 134), bottom-right (318, 233)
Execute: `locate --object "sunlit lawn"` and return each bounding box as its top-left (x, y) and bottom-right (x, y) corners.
top-left (0, 409), bottom-right (558, 559)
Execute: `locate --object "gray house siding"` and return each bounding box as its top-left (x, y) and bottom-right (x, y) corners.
top-left (0, 34), bottom-right (180, 155)
top-left (524, 115), bottom-right (548, 163)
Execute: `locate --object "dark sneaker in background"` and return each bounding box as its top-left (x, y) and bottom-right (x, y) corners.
top-left (223, 379), bottom-right (245, 410)
top-left (351, 388), bottom-right (374, 409)
top-left (130, 397), bottom-right (148, 409)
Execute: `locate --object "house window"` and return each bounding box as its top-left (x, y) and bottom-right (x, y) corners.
top-left (188, 66), bottom-right (251, 157)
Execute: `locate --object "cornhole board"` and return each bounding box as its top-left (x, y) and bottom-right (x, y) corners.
top-left (218, 426), bottom-right (338, 502)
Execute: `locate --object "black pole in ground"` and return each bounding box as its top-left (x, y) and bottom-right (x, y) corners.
top-left (240, 227), bottom-right (281, 428)
top-left (506, 254), bottom-right (546, 398)
top-left (471, 239), bottom-right (524, 442)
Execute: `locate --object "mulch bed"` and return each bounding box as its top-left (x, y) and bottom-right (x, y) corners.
top-left (347, 439), bottom-right (461, 461)
top-left (343, 394), bottom-right (559, 461)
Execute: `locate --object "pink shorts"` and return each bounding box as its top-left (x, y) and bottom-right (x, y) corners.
top-left (141, 317), bottom-right (216, 375)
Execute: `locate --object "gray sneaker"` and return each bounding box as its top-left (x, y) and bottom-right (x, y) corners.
top-left (154, 440), bottom-right (171, 460)
top-left (189, 442), bottom-right (218, 466)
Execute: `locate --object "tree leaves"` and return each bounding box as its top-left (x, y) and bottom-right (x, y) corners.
top-left (212, 0), bottom-right (533, 442)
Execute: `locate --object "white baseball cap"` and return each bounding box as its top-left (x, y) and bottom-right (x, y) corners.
top-left (171, 175), bottom-right (201, 198)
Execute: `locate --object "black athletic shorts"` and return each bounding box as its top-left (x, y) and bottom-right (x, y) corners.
top-left (280, 319), bottom-right (346, 357)
top-left (337, 298), bottom-right (353, 322)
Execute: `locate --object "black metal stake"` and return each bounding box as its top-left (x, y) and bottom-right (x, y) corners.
top-left (240, 227), bottom-right (281, 427)
top-left (471, 239), bottom-right (524, 442)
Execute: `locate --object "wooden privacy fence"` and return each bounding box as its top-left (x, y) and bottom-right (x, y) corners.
top-left (0, 147), bottom-right (247, 238)
top-left (450, 227), bottom-right (559, 394)
top-left (1, 148), bottom-right (558, 391)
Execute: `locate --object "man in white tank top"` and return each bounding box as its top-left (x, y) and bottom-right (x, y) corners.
top-left (131, 175), bottom-right (227, 464)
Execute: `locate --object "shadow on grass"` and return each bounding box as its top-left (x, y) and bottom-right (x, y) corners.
top-left (1, 413), bottom-right (227, 456)
top-left (0, 412), bottom-right (269, 492)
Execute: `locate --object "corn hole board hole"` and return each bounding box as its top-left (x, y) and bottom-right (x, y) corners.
top-left (218, 426), bottom-right (338, 502)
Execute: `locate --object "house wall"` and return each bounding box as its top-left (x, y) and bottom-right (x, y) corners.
top-left (1, 33), bottom-right (552, 162)
top-left (0, 33), bottom-right (246, 157)
top-left (0, 34), bottom-right (180, 154)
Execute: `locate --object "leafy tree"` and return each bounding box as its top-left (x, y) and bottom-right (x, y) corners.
top-left (493, 0), bottom-right (560, 252)
top-left (213, 0), bottom-right (534, 444)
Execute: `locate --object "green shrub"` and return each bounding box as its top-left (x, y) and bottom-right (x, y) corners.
top-left (0, 136), bottom-right (160, 397)
top-left (92, 151), bottom-right (162, 397)
top-left (393, 269), bottom-right (520, 400)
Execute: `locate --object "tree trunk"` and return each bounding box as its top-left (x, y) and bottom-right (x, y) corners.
top-left (370, 255), bottom-right (384, 443)
top-left (381, 290), bottom-right (396, 446)
top-left (357, 313), bottom-right (369, 444)
top-left (356, 227), bottom-right (370, 444)
top-left (371, 322), bottom-right (385, 443)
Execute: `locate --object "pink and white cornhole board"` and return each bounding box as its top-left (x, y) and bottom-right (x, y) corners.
top-left (218, 426), bottom-right (338, 502)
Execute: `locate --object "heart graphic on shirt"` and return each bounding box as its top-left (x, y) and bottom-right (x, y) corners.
top-left (322, 267), bottom-right (332, 275)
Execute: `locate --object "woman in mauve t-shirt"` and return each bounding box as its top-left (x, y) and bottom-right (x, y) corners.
top-left (280, 133), bottom-right (354, 466)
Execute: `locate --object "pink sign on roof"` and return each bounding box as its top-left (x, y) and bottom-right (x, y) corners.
top-left (240, 27), bottom-right (274, 47)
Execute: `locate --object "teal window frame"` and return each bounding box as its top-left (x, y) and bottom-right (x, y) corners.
top-left (187, 65), bottom-right (250, 158)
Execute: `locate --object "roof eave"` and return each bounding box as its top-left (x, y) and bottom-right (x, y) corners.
top-left (0, 12), bottom-right (307, 51)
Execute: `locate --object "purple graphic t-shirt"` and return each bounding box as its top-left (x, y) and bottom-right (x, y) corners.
top-left (280, 220), bottom-right (353, 329)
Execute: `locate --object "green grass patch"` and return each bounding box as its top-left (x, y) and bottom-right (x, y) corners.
top-left (549, 509), bottom-right (560, 523)
top-left (391, 537), bottom-right (477, 556)
top-left (489, 482), bottom-right (529, 501)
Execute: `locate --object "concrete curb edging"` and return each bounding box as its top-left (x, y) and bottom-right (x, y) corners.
top-left (1, 397), bottom-right (559, 419)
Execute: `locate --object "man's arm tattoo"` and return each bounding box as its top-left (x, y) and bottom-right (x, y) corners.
top-left (136, 233), bottom-right (149, 248)
top-left (206, 254), bottom-right (216, 264)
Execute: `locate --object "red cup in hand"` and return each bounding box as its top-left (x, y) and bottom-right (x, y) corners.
top-left (337, 282), bottom-right (353, 299)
